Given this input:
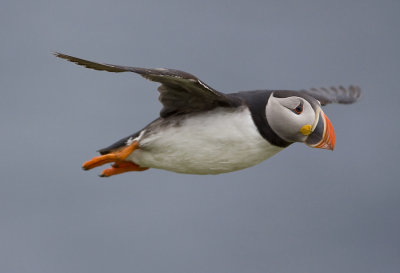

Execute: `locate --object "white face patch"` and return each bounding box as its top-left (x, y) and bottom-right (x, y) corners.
top-left (266, 94), bottom-right (317, 143)
top-left (277, 96), bottom-right (303, 109)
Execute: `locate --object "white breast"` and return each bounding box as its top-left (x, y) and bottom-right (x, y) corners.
top-left (127, 107), bottom-right (284, 174)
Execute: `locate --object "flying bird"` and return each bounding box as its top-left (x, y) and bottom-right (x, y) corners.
top-left (54, 53), bottom-right (361, 177)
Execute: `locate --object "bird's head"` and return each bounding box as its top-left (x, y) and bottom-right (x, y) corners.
top-left (266, 91), bottom-right (335, 150)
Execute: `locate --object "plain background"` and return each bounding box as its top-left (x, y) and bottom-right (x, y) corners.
top-left (1, 0), bottom-right (399, 272)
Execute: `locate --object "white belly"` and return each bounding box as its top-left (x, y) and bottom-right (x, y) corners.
top-left (127, 108), bottom-right (284, 174)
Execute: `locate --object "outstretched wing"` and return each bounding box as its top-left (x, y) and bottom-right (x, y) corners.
top-left (54, 52), bottom-right (240, 117)
top-left (299, 85), bottom-right (362, 106)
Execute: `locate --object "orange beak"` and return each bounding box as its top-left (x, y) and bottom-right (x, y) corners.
top-left (305, 111), bottom-right (335, 151)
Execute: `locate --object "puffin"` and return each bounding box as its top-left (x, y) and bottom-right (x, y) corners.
top-left (54, 53), bottom-right (361, 177)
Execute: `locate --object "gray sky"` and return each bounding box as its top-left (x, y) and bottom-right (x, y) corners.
top-left (1, 0), bottom-right (399, 272)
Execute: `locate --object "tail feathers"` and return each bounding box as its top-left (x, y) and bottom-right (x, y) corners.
top-left (97, 131), bottom-right (141, 155)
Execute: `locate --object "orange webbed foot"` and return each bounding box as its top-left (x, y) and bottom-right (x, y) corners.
top-left (82, 140), bottom-right (140, 171)
top-left (99, 161), bottom-right (149, 177)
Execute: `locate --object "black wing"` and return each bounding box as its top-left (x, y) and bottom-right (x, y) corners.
top-left (54, 53), bottom-right (240, 117)
top-left (299, 85), bottom-right (362, 106)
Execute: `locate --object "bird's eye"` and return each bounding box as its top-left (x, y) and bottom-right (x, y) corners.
top-left (293, 103), bottom-right (303, 114)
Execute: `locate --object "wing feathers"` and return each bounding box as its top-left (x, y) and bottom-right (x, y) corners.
top-left (300, 85), bottom-right (362, 105)
top-left (54, 52), bottom-right (238, 117)
top-left (53, 52), bottom-right (129, 72)
top-left (54, 52), bottom-right (361, 114)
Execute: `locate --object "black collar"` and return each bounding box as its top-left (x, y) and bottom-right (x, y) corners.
top-left (229, 90), bottom-right (292, 148)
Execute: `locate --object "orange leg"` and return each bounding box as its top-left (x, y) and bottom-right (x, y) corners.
top-left (99, 161), bottom-right (148, 177)
top-left (82, 141), bottom-right (140, 170)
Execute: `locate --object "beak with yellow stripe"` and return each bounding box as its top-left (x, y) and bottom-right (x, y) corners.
top-left (304, 109), bottom-right (335, 150)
